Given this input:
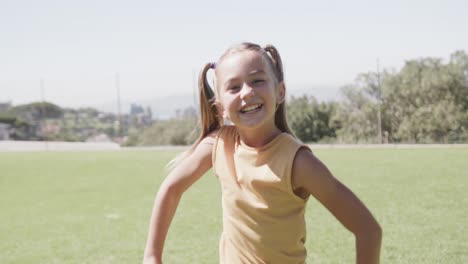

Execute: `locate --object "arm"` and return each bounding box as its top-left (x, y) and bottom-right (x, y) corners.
top-left (142, 134), bottom-right (216, 264)
top-left (292, 148), bottom-right (382, 264)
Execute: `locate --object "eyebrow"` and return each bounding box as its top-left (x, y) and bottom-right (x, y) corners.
top-left (248, 69), bottom-right (266, 75)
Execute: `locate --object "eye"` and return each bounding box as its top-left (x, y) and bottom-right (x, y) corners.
top-left (229, 85), bottom-right (241, 91)
top-left (252, 79), bottom-right (265, 85)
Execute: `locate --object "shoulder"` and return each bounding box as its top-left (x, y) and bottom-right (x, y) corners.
top-left (168, 130), bottom-right (218, 176)
top-left (198, 129), bottom-right (218, 147)
top-left (293, 146), bottom-right (327, 170)
top-left (291, 147), bottom-right (338, 200)
top-left (291, 147), bottom-right (316, 198)
top-left (193, 129), bottom-right (218, 158)
top-left (163, 131), bottom-right (220, 194)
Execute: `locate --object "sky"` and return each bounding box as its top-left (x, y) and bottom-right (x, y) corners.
top-left (1, 0), bottom-right (467, 109)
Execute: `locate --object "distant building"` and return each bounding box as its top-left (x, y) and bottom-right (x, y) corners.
top-left (0, 123), bottom-right (11, 140)
top-left (129, 103), bottom-right (153, 127)
top-left (0, 101), bottom-right (12, 113)
top-left (130, 103), bottom-right (144, 115)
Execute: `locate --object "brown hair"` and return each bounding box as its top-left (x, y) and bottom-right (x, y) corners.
top-left (168, 42), bottom-right (293, 169)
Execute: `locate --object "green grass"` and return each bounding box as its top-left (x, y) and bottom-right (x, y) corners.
top-left (0, 148), bottom-right (467, 263)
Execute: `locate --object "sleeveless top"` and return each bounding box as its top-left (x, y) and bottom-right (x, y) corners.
top-left (212, 126), bottom-right (311, 264)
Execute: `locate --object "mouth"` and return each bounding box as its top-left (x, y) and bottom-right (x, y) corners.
top-left (240, 103), bottom-right (263, 114)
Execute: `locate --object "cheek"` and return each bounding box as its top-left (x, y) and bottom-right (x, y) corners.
top-left (216, 95), bottom-right (232, 114)
top-left (221, 93), bottom-right (236, 107)
top-left (223, 97), bottom-right (241, 119)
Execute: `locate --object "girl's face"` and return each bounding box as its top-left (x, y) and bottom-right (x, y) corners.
top-left (215, 50), bottom-right (285, 131)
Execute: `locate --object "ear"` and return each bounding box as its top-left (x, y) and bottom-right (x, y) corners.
top-left (276, 81), bottom-right (286, 104)
top-left (214, 100), bottom-right (227, 119)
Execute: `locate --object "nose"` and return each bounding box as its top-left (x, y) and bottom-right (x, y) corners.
top-left (240, 83), bottom-right (255, 100)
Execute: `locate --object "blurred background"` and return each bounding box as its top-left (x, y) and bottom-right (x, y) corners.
top-left (1, 2), bottom-right (467, 263)
top-left (1, 0), bottom-right (467, 146)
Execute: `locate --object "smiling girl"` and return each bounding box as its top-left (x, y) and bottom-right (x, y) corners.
top-left (142, 42), bottom-right (382, 264)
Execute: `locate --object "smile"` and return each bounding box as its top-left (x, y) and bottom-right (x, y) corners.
top-left (240, 104), bottom-right (263, 113)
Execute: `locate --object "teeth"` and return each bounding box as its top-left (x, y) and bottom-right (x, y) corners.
top-left (241, 104), bottom-right (262, 113)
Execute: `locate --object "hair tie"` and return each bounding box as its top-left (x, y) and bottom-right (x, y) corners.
top-left (209, 62), bottom-right (216, 69)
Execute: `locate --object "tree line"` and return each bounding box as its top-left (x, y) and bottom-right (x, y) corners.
top-left (2, 50), bottom-right (466, 145)
top-left (0, 102), bottom-right (153, 142)
top-left (334, 50), bottom-right (468, 143)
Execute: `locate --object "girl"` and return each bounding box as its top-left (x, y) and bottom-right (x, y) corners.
top-left (143, 42), bottom-right (382, 264)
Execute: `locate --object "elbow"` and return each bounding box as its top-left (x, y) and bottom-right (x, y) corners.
top-left (372, 222), bottom-right (383, 241)
top-left (158, 179), bottom-right (185, 198)
top-left (354, 218), bottom-right (382, 241)
top-left (359, 221), bottom-right (382, 242)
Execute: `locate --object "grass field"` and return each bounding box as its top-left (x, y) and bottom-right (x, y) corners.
top-left (1, 147), bottom-right (467, 263)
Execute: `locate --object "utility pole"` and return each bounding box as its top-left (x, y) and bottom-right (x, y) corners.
top-left (376, 59), bottom-right (382, 144)
top-left (115, 73), bottom-right (122, 139)
top-left (40, 78), bottom-right (49, 150)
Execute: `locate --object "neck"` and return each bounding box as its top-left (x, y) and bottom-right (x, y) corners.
top-left (237, 124), bottom-right (283, 148)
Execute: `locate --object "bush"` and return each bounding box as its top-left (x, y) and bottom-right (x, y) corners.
top-left (127, 118), bottom-right (199, 146)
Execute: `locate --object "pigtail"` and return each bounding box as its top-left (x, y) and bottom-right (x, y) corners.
top-left (263, 44), bottom-right (294, 136)
top-left (198, 62), bottom-right (221, 138)
top-left (167, 63), bottom-right (221, 170)
top-left (264, 45), bottom-right (284, 82)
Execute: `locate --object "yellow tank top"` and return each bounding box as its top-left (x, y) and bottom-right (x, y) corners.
top-left (212, 126), bottom-right (310, 264)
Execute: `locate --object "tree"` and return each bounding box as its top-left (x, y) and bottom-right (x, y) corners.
top-left (335, 50), bottom-right (468, 143)
top-left (126, 106), bottom-right (199, 146)
top-left (11, 102), bottom-right (63, 120)
top-left (287, 95), bottom-right (337, 143)
top-left (334, 84), bottom-right (380, 143)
